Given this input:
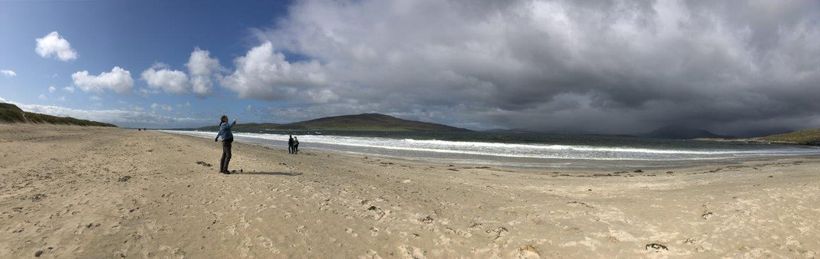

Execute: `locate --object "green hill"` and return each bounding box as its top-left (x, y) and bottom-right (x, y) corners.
top-left (0, 102), bottom-right (116, 127)
top-left (197, 113), bottom-right (470, 133)
top-left (759, 129), bottom-right (820, 145)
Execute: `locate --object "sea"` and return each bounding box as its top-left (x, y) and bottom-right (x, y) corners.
top-left (161, 130), bottom-right (820, 169)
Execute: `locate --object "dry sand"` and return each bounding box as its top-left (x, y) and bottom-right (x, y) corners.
top-left (1, 125), bottom-right (819, 258)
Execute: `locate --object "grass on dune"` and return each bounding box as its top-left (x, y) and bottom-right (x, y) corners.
top-left (0, 102), bottom-right (115, 127)
top-left (760, 129), bottom-right (820, 145)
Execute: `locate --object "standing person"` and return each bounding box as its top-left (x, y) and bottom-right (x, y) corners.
top-left (293, 136), bottom-right (300, 154)
top-left (215, 115), bottom-right (236, 174)
top-left (288, 135), bottom-right (294, 154)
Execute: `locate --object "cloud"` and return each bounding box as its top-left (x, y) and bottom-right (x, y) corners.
top-left (150, 103), bottom-right (173, 112)
top-left (35, 31), bottom-right (78, 61)
top-left (63, 86), bottom-right (75, 93)
top-left (221, 41), bottom-right (328, 101)
top-left (48, 86), bottom-right (56, 93)
top-left (136, 87), bottom-right (160, 97)
top-left (0, 70), bottom-right (16, 77)
top-left (138, 48), bottom-right (221, 97)
top-left (235, 0), bottom-right (820, 136)
top-left (141, 65), bottom-right (190, 94)
top-left (38, 94), bottom-right (47, 100)
top-left (72, 66), bottom-right (134, 94)
top-left (187, 48), bottom-right (220, 96)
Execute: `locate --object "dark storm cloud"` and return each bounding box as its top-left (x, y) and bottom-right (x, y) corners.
top-left (224, 0), bottom-right (820, 136)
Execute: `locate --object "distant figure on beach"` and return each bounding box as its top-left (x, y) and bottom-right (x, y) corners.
top-left (215, 115), bottom-right (236, 174)
top-left (288, 135), bottom-right (294, 154)
top-left (293, 137), bottom-right (300, 154)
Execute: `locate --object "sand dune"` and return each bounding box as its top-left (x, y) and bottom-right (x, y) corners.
top-left (1, 125), bottom-right (819, 258)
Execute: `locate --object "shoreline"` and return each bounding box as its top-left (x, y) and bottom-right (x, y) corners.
top-left (164, 129), bottom-right (820, 172)
top-left (2, 125), bottom-right (819, 258)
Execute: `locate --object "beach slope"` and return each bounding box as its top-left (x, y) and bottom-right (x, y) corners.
top-left (1, 125), bottom-right (819, 258)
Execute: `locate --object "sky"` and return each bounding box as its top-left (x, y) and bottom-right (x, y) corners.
top-left (1, 0), bottom-right (819, 136)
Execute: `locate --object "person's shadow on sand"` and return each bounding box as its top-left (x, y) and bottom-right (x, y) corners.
top-left (232, 171), bottom-right (302, 176)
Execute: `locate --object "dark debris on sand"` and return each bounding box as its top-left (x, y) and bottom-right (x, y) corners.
top-left (30, 193), bottom-right (47, 202)
top-left (645, 243), bottom-right (668, 251)
top-left (567, 201), bottom-right (595, 209)
top-left (419, 215), bottom-right (434, 224)
top-left (196, 161), bottom-right (212, 167)
top-left (701, 211), bottom-right (714, 220)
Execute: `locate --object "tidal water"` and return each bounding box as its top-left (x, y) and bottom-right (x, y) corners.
top-left (162, 130), bottom-right (820, 169)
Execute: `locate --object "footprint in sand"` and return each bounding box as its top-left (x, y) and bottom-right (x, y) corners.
top-left (296, 225), bottom-right (306, 234)
top-left (345, 227), bottom-right (359, 237)
top-left (366, 206), bottom-right (387, 220)
top-left (515, 245), bottom-right (541, 259)
top-left (397, 245), bottom-right (426, 259)
top-left (361, 249), bottom-right (382, 259)
top-left (256, 235), bottom-right (280, 254)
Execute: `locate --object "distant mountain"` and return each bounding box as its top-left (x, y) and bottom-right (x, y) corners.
top-left (0, 102), bottom-right (115, 127)
top-left (643, 125), bottom-right (725, 139)
top-left (758, 128), bottom-right (820, 145)
top-left (196, 113), bottom-right (471, 132)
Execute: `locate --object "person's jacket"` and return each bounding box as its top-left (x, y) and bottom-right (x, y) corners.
top-left (216, 120), bottom-right (236, 141)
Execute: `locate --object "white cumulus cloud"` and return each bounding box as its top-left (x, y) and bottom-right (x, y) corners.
top-left (141, 65), bottom-right (190, 94)
top-left (138, 48), bottom-right (221, 97)
top-left (187, 48), bottom-right (220, 96)
top-left (72, 66), bottom-right (134, 94)
top-left (48, 86), bottom-right (56, 93)
top-left (221, 41), bottom-right (327, 100)
top-left (35, 31), bottom-right (78, 61)
top-left (1, 70), bottom-right (16, 77)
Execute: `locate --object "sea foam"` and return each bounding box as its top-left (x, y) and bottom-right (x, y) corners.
top-left (163, 130), bottom-right (820, 162)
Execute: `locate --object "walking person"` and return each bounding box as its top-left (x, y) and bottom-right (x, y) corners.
top-left (288, 135), bottom-right (294, 154)
top-left (293, 136), bottom-right (300, 154)
top-left (215, 115), bottom-right (236, 174)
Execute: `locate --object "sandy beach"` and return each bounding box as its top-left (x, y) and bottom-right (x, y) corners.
top-left (1, 125), bottom-right (819, 258)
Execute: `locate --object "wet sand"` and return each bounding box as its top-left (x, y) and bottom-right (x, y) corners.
top-left (1, 125), bottom-right (819, 258)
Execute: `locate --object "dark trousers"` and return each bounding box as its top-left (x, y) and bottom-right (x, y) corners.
top-left (288, 144), bottom-right (293, 154)
top-left (220, 140), bottom-right (233, 172)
